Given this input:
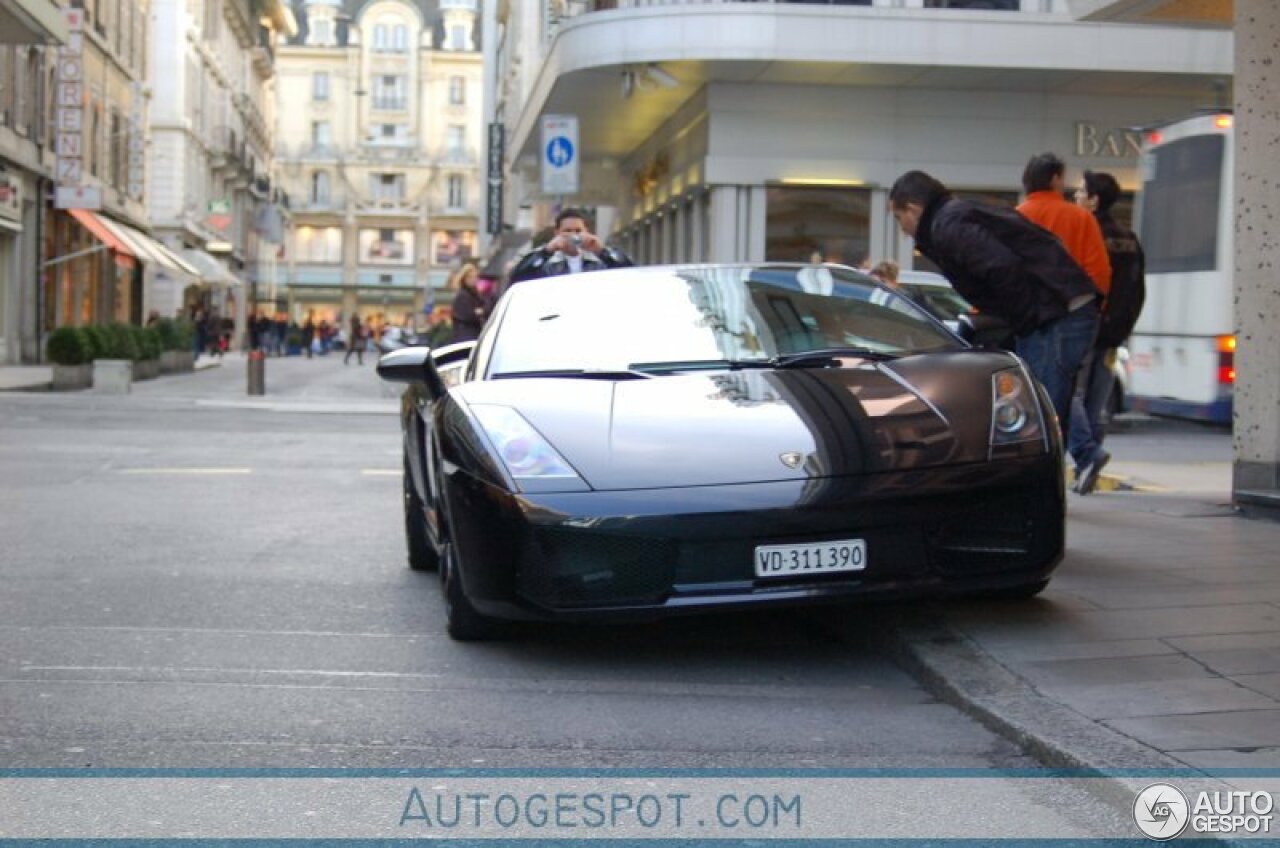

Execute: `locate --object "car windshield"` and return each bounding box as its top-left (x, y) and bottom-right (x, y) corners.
top-left (488, 265), bottom-right (961, 376)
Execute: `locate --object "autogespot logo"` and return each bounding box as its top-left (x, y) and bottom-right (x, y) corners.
top-left (1134, 783), bottom-right (1190, 841)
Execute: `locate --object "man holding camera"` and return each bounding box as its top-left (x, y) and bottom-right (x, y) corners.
top-left (509, 208), bottom-right (633, 284)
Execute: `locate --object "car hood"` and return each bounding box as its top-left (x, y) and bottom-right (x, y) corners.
top-left (457, 352), bottom-right (1019, 490)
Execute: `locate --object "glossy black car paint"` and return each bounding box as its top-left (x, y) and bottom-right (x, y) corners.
top-left (386, 265), bottom-right (1066, 633)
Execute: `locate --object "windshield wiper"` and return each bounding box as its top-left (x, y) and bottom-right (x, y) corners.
top-left (628, 359), bottom-right (773, 373)
top-left (491, 369), bottom-right (653, 380)
top-left (771, 347), bottom-right (899, 368)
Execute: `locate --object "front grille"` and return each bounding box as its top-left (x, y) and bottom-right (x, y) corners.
top-left (517, 528), bottom-right (676, 609)
top-left (928, 489), bottom-right (1041, 574)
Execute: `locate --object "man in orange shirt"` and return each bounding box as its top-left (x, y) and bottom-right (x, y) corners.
top-left (1018, 153), bottom-right (1111, 296)
top-left (1018, 152), bottom-right (1111, 489)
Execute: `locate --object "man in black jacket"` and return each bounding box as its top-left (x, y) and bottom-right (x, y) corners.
top-left (1068, 170), bottom-right (1147, 494)
top-left (889, 170), bottom-right (1100, 426)
top-left (509, 208), bottom-right (632, 284)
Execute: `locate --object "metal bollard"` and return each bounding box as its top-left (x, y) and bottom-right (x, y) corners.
top-left (247, 349), bottom-right (266, 395)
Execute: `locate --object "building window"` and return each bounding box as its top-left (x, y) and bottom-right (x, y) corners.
top-left (373, 75), bottom-right (406, 110)
top-left (294, 226), bottom-right (343, 263)
top-left (765, 186), bottom-right (871, 266)
top-left (359, 228), bottom-right (413, 263)
top-left (432, 230), bottom-right (475, 265)
top-left (370, 173), bottom-right (405, 203)
top-left (373, 24), bottom-right (387, 50)
top-left (446, 125), bottom-right (465, 156)
top-left (448, 75), bottom-right (465, 106)
top-left (311, 120), bottom-right (331, 148)
top-left (310, 18), bottom-right (333, 46)
top-left (448, 24), bottom-right (467, 51)
top-left (312, 72), bottom-right (329, 101)
top-left (393, 24), bottom-right (409, 52)
top-left (447, 174), bottom-right (465, 208)
top-left (310, 171), bottom-right (330, 204)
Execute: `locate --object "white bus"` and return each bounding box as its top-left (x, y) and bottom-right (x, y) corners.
top-left (1128, 112), bottom-right (1235, 425)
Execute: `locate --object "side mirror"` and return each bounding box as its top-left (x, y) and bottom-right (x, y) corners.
top-left (957, 312), bottom-right (1013, 350)
top-left (430, 340), bottom-right (476, 367)
top-left (376, 346), bottom-right (447, 398)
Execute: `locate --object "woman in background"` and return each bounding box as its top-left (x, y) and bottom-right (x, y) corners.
top-left (448, 263), bottom-right (492, 343)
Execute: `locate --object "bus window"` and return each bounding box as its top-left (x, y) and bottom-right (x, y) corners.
top-left (1140, 134), bottom-right (1225, 274)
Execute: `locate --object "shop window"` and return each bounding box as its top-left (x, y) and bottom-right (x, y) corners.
top-left (765, 186), bottom-right (870, 266)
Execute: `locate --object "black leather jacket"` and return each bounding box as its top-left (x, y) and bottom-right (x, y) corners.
top-left (508, 245), bottom-right (633, 284)
top-left (1094, 212), bottom-right (1146, 349)
top-left (915, 193), bottom-right (1099, 337)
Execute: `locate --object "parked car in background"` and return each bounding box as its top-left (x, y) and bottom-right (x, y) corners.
top-left (894, 270), bottom-right (1130, 427)
top-left (378, 264), bottom-right (1066, 641)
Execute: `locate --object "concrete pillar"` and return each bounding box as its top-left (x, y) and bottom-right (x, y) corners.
top-left (708, 186), bottom-right (739, 263)
top-left (1233, 0), bottom-right (1280, 512)
top-left (746, 185), bottom-right (767, 263)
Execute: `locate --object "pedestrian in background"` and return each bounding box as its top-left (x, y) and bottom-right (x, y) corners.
top-left (302, 312), bottom-right (317, 359)
top-left (888, 170), bottom-right (1099, 426)
top-left (868, 260), bottom-right (901, 288)
top-left (1017, 152), bottom-right (1112, 295)
top-left (1068, 169), bottom-right (1147, 495)
top-left (344, 314), bottom-right (366, 366)
top-left (1018, 154), bottom-right (1112, 491)
top-left (448, 263), bottom-right (491, 343)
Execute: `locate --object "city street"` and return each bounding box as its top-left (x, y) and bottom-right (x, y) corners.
top-left (0, 355), bottom-right (1047, 772)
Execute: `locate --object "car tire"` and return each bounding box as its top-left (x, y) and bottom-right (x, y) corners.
top-left (403, 455), bottom-right (439, 572)
top-left (441, 541), bottom-right (507, 641)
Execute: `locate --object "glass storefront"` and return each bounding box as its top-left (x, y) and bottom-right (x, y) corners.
top-left (765, 186), bottom-right (870, 267)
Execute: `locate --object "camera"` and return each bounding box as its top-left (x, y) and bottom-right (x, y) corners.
top-left (569, 235), bottom-right (583, 248)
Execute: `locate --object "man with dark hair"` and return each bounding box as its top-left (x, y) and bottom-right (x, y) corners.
top-left (1067, 169), bottom-right (1147, 494)
top-left (1018, 152), bottom-right (1111, 295)
top-left (509, 208), bottom-right (633, 283)
top-left (888, 169), bottom-right (1099, 426)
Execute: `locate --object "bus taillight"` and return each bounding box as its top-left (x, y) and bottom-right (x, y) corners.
top-left (1217, 335), bottom-right (1236, 385)
top-left (1214, 115), bottom-right (1233, 130)
top-left (1147, 131), bottom-right (1163, 145)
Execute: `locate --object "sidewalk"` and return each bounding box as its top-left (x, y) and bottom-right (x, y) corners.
top-left (887, 422), bottom-right (1280, 777)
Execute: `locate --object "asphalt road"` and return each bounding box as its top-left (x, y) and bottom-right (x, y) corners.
top-left (0, 354), bottom-right (1055, 772)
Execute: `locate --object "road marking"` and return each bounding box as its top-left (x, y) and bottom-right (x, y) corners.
top-left (361, 469), bottom-right (398, 476)
top-left (118, 467), bottom-right (253, 475)
top-left (19, 665), bottom-right (443, 680)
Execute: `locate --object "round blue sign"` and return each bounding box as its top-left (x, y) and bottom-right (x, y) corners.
top-left (546, 136), bottom-right (575, 168)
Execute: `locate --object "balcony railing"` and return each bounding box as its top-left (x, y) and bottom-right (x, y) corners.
top-left (371, 97), bottom-right (408, 111)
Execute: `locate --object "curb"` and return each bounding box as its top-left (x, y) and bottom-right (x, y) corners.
top-left (1071, 471), bottom-right (1164, 494)
top-left (871, 607), bottom-right (1192, 809)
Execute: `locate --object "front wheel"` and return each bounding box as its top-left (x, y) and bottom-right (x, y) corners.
top-left (403, 455), bottom-right (438, 572)
top-left (441, 542), bottom-right (507, 641)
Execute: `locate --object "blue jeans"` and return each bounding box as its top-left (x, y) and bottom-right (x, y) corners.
top-left (1015, 302), bottom-right (1099, 431)
top-left (1067, 345), bottom-right (1116, 469)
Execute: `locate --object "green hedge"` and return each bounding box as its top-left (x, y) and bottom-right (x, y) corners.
top-left (45, 327), bottom-right (91, 366)
top-left (48, 323), bottom-right (172, 363)
top-left (152, 317), bottom-right (194, 352)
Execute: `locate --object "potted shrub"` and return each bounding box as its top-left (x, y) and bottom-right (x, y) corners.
top-left (155, 318), bottom-right (196, 373)
top-left (92, 323), bottom-right (140, 394)
top-left (132, 325), bottom-right (161, 381)
top-left (46, 327), bottom-right (93, 390)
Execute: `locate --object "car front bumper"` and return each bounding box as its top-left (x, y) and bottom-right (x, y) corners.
top-left (443, 455), bottom-right (1065, 622)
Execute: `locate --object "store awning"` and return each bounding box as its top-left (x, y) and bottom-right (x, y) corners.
top-left (95, 216), bottom-right (200, 280)
top-left (0, 0), bottom-right (68, 44)
top-left (68, 208), bottom-right (137, 270)
top-left (180, 248), bottom-right (243, 289)
top-left (67, 209), bottom-right (200, 279)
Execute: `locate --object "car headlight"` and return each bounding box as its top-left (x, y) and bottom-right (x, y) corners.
top-left (989, 367), bottom-right (1047, 458)
top-left (470, 405), bottom-right (586, 490)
